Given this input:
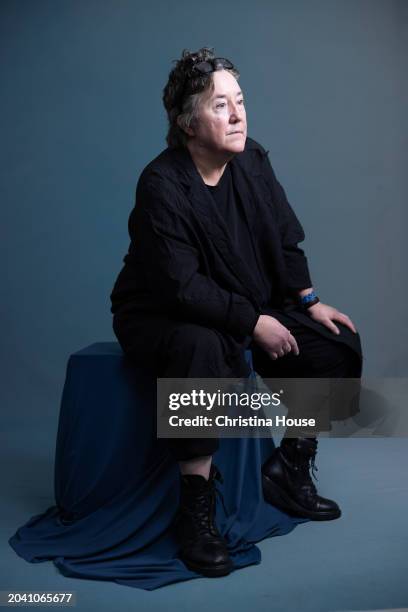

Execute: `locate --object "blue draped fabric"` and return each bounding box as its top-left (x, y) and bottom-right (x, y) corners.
top-left (9, 343), bottom-right (308, 590)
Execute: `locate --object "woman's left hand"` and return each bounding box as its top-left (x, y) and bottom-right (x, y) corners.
top-left (307, 302), bottom-right (357, 335)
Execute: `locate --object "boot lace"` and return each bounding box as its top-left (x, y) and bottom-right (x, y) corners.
top-left (180, 467), bottom-right (229, 537)
top-left (188, 486), bottom-right (227, 537)
top-left (297, 448), bottom-right (319, 497)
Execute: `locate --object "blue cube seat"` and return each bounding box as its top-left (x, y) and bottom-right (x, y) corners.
top-left (9, 342), bottom-right (307, 591)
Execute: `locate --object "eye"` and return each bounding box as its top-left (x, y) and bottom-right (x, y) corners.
top-left (238, 98), bottom-right (245, 105)
top-left (216, 102), bottom-right (226, 109)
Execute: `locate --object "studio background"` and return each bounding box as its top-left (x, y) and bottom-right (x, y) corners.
top-left (1, 2), bottom-right (407, 466)
top-left (2, 1), bottom-right (408, 608)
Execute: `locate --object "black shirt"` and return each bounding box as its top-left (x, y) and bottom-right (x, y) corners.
top-left (206, 163), bottom-right (272, 324)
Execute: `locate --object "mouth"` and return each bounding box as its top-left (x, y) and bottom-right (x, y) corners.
top-left (227, 131), bottom-right (244, 135)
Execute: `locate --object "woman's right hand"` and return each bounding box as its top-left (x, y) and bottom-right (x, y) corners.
top-left (252, 314), bottom-right (299, 360)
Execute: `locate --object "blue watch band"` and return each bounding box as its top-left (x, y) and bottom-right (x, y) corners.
top-left (300, 291), bottom-right (318, 305)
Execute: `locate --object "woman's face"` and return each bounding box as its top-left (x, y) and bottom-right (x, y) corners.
top-left (191, 69), bottom-right (247, 155)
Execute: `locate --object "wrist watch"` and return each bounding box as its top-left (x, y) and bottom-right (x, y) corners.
top-left (300, 291), bottom-right (320, 310)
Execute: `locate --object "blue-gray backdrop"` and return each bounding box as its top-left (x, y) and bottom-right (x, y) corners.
top-left (1, 0), bottom-right (407, 429)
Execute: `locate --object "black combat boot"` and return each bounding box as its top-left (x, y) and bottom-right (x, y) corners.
top-left (174, 464), bottom-right (232, 577)
top-left (262, 437), bottom-right (341, 521)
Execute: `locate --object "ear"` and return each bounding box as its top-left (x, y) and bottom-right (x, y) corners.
top-left (177, 115), bottom-right (195, 137)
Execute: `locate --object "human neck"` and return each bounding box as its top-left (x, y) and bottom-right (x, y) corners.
top-left (186, 141), bottom-right (234, 186)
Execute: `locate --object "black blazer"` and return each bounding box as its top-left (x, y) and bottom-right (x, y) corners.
top-left (110, 137), bottom-right (362, 363)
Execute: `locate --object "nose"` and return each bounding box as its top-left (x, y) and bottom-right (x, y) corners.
top-left (229, 102), bottom-right (244, 123)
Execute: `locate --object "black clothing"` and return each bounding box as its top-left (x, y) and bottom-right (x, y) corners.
top-left (140, 311), bottom-right (361, 461)
top-left (110, 136), bottom-right (362, 371)
top-left (174, 465), bottom-right (232, 576)
top-left (110, 137), bottom-right (313, 342)
top-left (110, 137), bottom-right (363, 460)
top-left (262, 438), bottom-right (342, 521)
top-left (206, 163), bottom-right (271, 314)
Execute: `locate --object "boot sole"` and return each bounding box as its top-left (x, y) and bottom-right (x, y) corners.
top-left (262, 473), bottom-right (341, 521)
top-left (182, 557), bottom-right (233, 577)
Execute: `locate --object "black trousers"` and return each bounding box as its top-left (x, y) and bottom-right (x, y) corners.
top-left (113, 309), bottom-right (362, 461)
